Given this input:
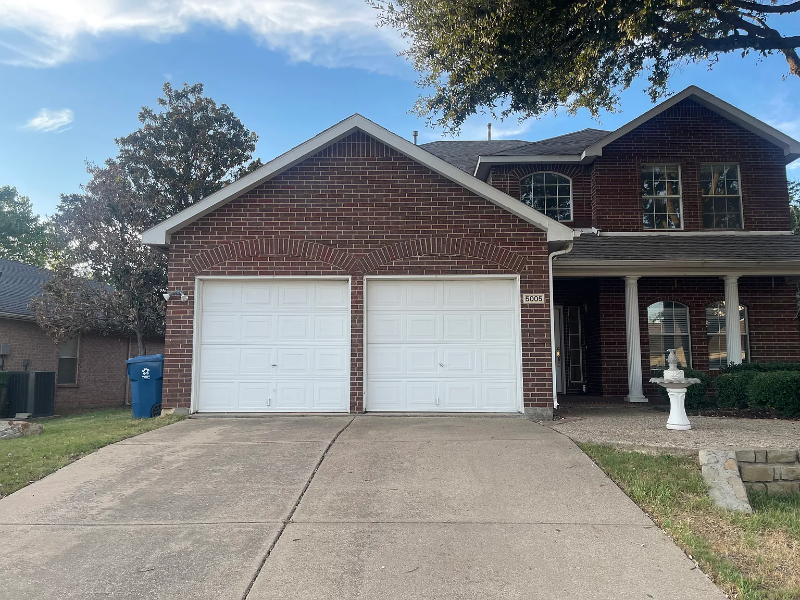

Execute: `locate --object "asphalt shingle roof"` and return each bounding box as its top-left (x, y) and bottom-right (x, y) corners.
top-left (556, 234), bottom-right (800, 263)
top-left (0, 259), bottom-right (49, 318)
top-left (489, 129), bottom-right (611, 157)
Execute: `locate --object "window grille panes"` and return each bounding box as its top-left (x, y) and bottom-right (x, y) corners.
top-left (701, 164), bottom-right (742, 229)
top-left (706, 301), bottom-right (749, 369)
top-left (520, 172), bottom-right (572, 221)
top-left (647, 301), bottom-right (691, 370)
top-left (641, 165), bottom-right (682, 229)
top-left (567, 306), bottom-right (583, 383)
top-left (57, 337), bottom-right (79, 385)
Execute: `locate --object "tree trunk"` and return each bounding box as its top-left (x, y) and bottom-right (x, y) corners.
top-left (136, 330), bottom-right (147, 356)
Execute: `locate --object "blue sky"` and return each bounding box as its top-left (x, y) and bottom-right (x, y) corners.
top-left (1, 1), bottom-right (799, 217)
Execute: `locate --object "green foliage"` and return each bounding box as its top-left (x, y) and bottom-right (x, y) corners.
top-left (374, 0), bottom-right (800, 131)
top-left (721, 362), bottom-right (800, 374)
top-left (714, 371), bottom-right (757, 409)
top-left (0, 186), bottom-right (57, 267)
top-left (653, 366), bottom-right (712, 409)
top-left (790, 179), bottom-right (799, 234)
top-left (34, 82), bottom-right (259, 355)
top-left (0, 409), bottom-right (184, 498)
top-left (746, 371), bottom-right (800, 417)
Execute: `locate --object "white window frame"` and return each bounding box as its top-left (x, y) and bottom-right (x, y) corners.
top-left (641, 164), bottom-right (684, 230)
top-left (706, 301), bottom-right (750, 370)
top-left (520, 172), bottom-right (573, 222)
top-left (57, 336), bottom-right (80, 385)
top-left (700, 163), bottom-right (744, 230)
top-left (647, 301), bottom-right (692, 371)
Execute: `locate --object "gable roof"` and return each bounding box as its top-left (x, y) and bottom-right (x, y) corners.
top-left (141, 114), bottom-right (575, 246)
top-left (420, 139), bottom-right (528, 173)
top-left (488, 129), bottom-right (610, 157)
top-left (472, 86), bottom-right (800, 179)
top-left (0, 259), bottom-right (49, 320)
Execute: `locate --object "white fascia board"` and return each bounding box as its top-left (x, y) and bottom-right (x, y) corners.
top-left (597, 230), bottom-right (795, 237)
top-left (582, 86), bottom-right (800, 160)
top-left (142, 114), bottom-right (574, 246)
top-left (474, 154), bottom-right (585, 180)
top-left (554, 259), bottom-right (800, 277)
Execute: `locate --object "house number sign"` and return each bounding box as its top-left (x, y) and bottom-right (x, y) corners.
top-left (522, 293), bottom-right (546, 304)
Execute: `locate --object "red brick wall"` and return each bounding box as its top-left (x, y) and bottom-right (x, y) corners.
top-left (485, 99), bottom-right (792, 233)
top-left (488, 164), bottom-right (593, 228)
top-left (164, 131), bottom-right (554, 412)
top-left (592, 99), bottom-right (792, 232)
top-left (596, 277), bottom-right (800, 398)
top-left (0, 319), bottom-right (140, 412)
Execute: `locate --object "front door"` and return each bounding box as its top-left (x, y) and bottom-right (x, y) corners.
top-left (553, 305), bottom-right (565, 394)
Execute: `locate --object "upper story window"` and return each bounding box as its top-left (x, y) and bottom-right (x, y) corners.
top-left (520, 172), bottom-right (572, 221)
top-left (57, 337), bottom-right (79, 385)
top-left (701, 164), bottom-right (742, 229)
top-left (706, 301), bottom-right (749, 369)
top-left (647, 301), bottom-right (691, 371)
top-left (641, 165), bottom-right (682, 230)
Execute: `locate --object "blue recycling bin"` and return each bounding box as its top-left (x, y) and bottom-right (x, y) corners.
top-left (126, 354), bottom-right (164, 418)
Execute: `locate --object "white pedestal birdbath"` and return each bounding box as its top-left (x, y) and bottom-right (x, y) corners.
top-left (649, 349), bottom-right (700, 431)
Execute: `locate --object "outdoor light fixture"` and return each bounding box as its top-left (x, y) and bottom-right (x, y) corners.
top-left (162, 289), bottom-right (188, 301)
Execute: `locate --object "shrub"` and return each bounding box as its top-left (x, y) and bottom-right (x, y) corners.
top-left (721, 362), bottom-right (800, 375)
top-left (746, 371), bottom-right (800, 418)
top-left (714, 371), bottom-right (757, 409)
top-left (653, 367), bottom-right (712, 409)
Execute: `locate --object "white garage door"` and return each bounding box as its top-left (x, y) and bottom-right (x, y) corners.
top-left (366, 278), bottom-right (520, 412)
top-left (196, 279), bottom-right (350, 412)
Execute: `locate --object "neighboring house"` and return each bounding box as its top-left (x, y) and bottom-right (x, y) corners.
top-left (0, 259), bottom-right (163, 412)
top-left (143, 86), bottom-right (800, 418)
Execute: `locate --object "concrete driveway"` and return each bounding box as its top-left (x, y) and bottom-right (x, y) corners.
top-left (0, 416), bottom-right (725, 599)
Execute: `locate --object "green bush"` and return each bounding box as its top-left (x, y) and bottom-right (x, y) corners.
top-left (721, 362), bottom-right (800, 375)
top-left (746, 371), bottom-right (800, 418)
top-left (653, 367), bottom-right (712, 409)
top-left (713, 371), bottom-right (757, 409)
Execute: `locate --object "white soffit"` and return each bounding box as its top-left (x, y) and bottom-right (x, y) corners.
top-left (141, 114), bottom-right (574, 246)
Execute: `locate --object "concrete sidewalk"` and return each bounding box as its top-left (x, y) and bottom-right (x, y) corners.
top-left (0, 416), bottom-right (725, 599)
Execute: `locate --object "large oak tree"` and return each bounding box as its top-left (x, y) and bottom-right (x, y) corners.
top-left (374, 0), bottom-right (800, 131)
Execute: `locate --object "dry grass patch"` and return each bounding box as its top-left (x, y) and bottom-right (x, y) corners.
top-left (580, 444), bottom-right (800, 600)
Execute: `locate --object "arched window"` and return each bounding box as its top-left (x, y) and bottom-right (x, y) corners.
top-left (520, 172), bottom-right (572, 221)
top-left (706, 301), bottom-right (749, 369)
top-left (647, 301), bottom-right (691, 371)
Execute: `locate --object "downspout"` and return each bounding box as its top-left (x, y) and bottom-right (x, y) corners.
top-left (549, 242), bottom-right (574, 410)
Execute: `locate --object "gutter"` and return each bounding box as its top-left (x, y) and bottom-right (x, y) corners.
top-left (548, 241), bottom-right (574, 410)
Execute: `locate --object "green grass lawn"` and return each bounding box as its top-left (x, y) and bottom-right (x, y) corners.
top-left (581, 444), bottom-right (800, 600)
top-left (0, 409), bottom-right (185, 498)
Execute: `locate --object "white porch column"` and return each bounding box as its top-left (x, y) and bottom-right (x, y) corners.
top-left (624, 276), bottom-right (648, 402)
top-left (723, 275), bottom-right (743, 365)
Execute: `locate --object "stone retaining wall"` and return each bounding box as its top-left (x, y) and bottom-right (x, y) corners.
top-left (735, 449), bottom-right (800, 494)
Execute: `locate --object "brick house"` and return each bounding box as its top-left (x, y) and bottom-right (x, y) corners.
top-left (143, 86), bottom-right (800, 419)
top-left (0, 259), bottom-right (164, 412)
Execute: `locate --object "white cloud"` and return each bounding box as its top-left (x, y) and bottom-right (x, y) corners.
top-left (0, 0), bottom-right (405, 71)
top-left (23, 108), bottom-right (74, 132)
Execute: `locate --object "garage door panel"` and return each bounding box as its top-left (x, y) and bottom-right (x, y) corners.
top-left (368, 314), bottom-right (403, 343)
top-left (481, 348), bottom-right (516, 375)
top-left (365, 279), bottom-right (520, 413)
top-left (482, 382), bottom-right (517, 409)
top-left (314, 314), bottom-right (348, 341)
top-left (442, 381), bottom-right (478, 409)
top-left (238, 382), bottom-right (272, 409)
top-left (313, 382), bottom-right (347, 408)
top-left (366, 381), bottom-right (403, 410)
top-left (199, 346), bottom-right (239, 377)
top-left (406, 347), bottom-right (438, 374)
top-left (443, 314), bottom-right (477, 341)
top-left (480, 314), bottom-right (515, 341)
top-left (406, 282), bottom-right (438, 308)
top-left (197, 279), bottom-right (349, 413)
top-left (406, 314), bottom-right (438, 341)
top-left (239, 348), bottom-right (273, 376)
top-left (240, 315), bottom-right (273, 343)
top-left (202, 314), bottom-right (239, 344)
top-left (314, 348), bottom-right (349, 377)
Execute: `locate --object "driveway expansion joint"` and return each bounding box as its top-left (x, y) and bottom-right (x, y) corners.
top-left (241, 416), bottom-right (355, 600)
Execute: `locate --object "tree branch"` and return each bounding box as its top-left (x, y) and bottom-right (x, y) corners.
top-left (725, 0), bottom-right (800, 14)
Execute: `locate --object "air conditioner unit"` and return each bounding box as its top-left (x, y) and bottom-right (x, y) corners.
top-left (5, 372), bottom-right (56, 418)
